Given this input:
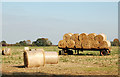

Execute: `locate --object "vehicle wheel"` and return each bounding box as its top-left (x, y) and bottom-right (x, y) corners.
top-left (59, 50), bottom-right (62, 55)
top-left (100, 50), bottom-right (108, 56)
top-left (67, 50), bottom-right (73, 55)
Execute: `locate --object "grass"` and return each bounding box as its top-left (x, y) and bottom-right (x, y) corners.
top-left (1, 46), bottom-right (119, 75)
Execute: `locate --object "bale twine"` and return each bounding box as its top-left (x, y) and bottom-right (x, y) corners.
top-left (66, 40), bottom-right (75, 48)
top-left (24, 49), bottom-right (45, 67)
top-left (44, 52), bottom-right (58, 64)
top-left (63, 33), bottom-right (73, 41)
top-left (95, 33), bottom-right (106, 42)
top-left (71, 33), bottom-right (79, 42)
top-left (58, 40), bottom-right (67, 48)
top-left (2, 48), bottom-right (11, 55)
top-left (88, 33), bottom-right (97, 41)
top-left (91, 40), bottom-right (100, 49)
top-left (99, 40), bottom-right (111, 49)
top-left (82, 39), bottom-right (91, 49)
top-left (79, 33), bottom-right (88, 42)
top-left (75, 40), bottom-right (82, 48)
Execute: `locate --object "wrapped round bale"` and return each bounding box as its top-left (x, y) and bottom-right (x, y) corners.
top-left (79, 33), bottom-right (88, 42)
top-left (71, 33), bottom-right (80, 42)
top-left (24, 49), bottom-right (45, 67)
top-left (91, 40), bottom-right (100, 49)
top-left (24, 49), bottom-right (58, 68)
top-left (82, 40), bottom-right (91, 49)
top-left (95, 33), bottom-right (106, 42)
top-left (63, 33), bottom-right (73, 41)
top-left (88, 33), bottom-right (97, 41)
top-left (99, 40), bottom-right (111, 49)
top-left (2, 48), bottom-right (11, 55)
top-left (67, 40), bottom-right (75, 48)
top-left (45, 52), bottom-right (58, 64)
top-left (58, 40), bottom-right (67, 48)
top-left (75, 40), bottom-right (82, 48)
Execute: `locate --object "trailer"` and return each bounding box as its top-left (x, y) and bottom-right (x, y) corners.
top-left (58, 47), bottom-right (111, 56)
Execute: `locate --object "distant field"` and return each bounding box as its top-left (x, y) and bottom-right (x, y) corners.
top-left (1, 46), bottom-right (119, 75)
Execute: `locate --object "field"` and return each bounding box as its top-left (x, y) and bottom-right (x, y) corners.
top-left (1, 46), bottom-right (119, 76)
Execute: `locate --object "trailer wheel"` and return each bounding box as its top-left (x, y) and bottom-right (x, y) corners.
top-left (67, 50), bottom-right (73, 55)
top-left (59, 50), bottom-right (62, 55)
top-left (59, 50), bottom-right (64, 55)
top-left (100, 50), bottom-right (108, 56)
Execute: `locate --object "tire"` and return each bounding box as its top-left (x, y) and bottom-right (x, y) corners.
top-left (100, 50), bottom-right (108, 56)
top-left (59, 51), bottom-right (62, 55)
top-left (67, 50), bottom-right (73, 55)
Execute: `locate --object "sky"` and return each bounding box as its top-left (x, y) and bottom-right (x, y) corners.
top-left (2, 2), bottom-right (118, 45)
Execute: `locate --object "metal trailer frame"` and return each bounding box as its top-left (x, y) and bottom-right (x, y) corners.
top-left (58, 47), bottom-right (111, 56)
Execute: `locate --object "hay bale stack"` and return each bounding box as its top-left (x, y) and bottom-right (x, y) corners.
top-left (75, 40), bottom-right (82, 48)
top-left (88, 33), bottom-right (97, 41)
top-left (91, 40), bottom-right (100, 49)
top-left (95, 33), bottom-right (106, 42)
top-left (82, 39), bottom-right (91, 49)
top-left (67, 40), bottom-right (75, 48)
top-left (71, 33), bottom-right (79, 42)
top-left (63, 33), bottom-right (73, 41)
top-left (24, 49), bottom-right (58, 68)
top-left (99, 40), bottom-right (111, 49)
top-left (79, 33), bottom-right (88, 42)
top-left (45, 52), bottom-right (58, 64)
top-left (2, 48), bottom-right (11, 55)
top-left (58, 40), bottom-right (67, 48)
top-left (58, 33), bottom-right (110, 49)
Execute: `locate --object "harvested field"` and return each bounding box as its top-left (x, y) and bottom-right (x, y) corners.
top-left (1, 46), bottom-right (119, 76)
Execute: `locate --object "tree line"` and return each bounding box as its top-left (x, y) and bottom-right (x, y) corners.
top-left (1, 38), bottom-right (52, 46)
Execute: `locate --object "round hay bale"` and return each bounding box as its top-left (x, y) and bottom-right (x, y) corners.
top-left (79, 33), bottom-right (88, 42)
top-left (23, 49), bottom-right (45, 67)
top-left (88, 33), bottom-right (97, 41)
top-left (99, 40), bottom-right (111, 49)
top-left (113, 38), bottom-right (119, 43)
top-left (63, 33), bottom-right (73, 41)
top-left (24, 47), bottom-right (29, 51)
top-left (75, 40), bottom-right (82, 48)
top-left (67, 40), bottom-right (75, 48)
top-left (91, 40), bottom-right (100, 49)
top-left (58, 40), bottom-right (67, 48)
top-left (71, 33), bottom-right (80, 42)
top-left (45, 52), bottom-right (58, 64)
top-left (2, 48), bottom-right (11, 55)
top-left (82, 39), bottom-right (91, 49)
top-left (95, 33), bottom-right (106, 42)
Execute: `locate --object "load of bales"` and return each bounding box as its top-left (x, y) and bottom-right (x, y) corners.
top-left (58, 33), bottom-right (111, 49)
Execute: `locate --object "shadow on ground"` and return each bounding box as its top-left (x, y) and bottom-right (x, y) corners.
top-left (1, 72), bottom-right (118, 77)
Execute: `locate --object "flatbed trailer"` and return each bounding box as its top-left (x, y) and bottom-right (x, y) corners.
top-left (58, 47), bottom-right (111, 56)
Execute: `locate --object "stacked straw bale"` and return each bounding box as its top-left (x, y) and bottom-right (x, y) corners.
top-left (58, 33), bottom-right (111, 49)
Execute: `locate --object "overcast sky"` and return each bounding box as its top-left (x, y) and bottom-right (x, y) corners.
top-left (2, 2), bottom-right (118, 45)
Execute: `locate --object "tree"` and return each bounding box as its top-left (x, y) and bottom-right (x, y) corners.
top-left (32, 38), bottom-right (52, 46)
top-left (19, 40), bottom-right (27, 46)
top-left (1, 40), bottom-right (7, 46)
